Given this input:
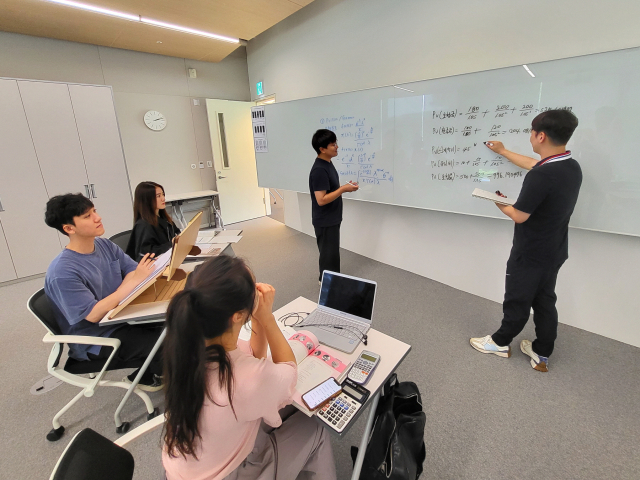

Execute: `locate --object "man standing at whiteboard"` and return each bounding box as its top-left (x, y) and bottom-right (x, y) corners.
top-left (470, 109), bottom-right (582, 372)
top-left (309, 129), bottom-right (359, 282)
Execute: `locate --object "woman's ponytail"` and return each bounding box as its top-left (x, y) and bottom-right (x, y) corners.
top-left (163, 289), bottom-right (208, 459)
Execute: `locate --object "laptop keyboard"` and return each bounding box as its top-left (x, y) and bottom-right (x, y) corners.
top-left (302, 311), bottom-right (369, 339)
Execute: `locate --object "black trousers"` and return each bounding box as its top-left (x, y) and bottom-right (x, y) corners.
top-left (492, 254), bottom-right (565, 358)
top-left (88, 324), bottom-right (164, 382)
top-left (314, 224), bottom-right (340, 281)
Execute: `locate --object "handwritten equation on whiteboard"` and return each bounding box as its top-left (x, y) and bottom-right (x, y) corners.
top-left (320, 115), bottom-right (393, 186)
top-left (427, 104), bottom-right (573, 183)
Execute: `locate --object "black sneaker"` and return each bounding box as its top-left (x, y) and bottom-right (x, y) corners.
top-left (122, 374), bottom-right (163, 392)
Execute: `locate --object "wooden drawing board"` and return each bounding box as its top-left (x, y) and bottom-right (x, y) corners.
top-left (104, 212), bottom-right (202, 320)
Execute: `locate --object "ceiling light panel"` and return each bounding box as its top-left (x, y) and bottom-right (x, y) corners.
top-left (42, 0), bottom-right (239, 43)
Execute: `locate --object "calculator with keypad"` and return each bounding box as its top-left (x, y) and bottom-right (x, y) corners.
top-left (347, 350), bottom-right (380, 384)
top-left (316, 391), bottom-right (362, 433)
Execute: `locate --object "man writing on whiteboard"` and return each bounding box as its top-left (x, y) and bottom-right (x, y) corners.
top-left (470, 109), bottom-right (582, 372)
top-left (309, 129), bottom-right (359, 282)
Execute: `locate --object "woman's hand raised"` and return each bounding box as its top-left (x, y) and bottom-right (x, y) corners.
top-left (252, 283), bottom-right (276, 326)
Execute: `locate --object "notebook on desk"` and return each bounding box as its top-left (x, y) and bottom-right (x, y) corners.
top-left (295, 271), bottom-right (377, 354)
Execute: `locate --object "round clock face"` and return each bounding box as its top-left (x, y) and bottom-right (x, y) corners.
top-left (144, 110), bottom-right (167, 131)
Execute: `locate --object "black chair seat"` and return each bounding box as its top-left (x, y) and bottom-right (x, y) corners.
top-left (51, 428), bottom-right (135, 480)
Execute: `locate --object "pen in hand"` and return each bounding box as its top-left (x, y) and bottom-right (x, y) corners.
top-left (495, 190), bottom-right (507, 198)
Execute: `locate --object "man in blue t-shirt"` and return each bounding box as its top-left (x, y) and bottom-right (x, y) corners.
top-left (309, 129), bottom-right (359, 282)
top-left (470, 110), bottom-right (582, 372)
top-left (44, 193), bottom-right (163, 390)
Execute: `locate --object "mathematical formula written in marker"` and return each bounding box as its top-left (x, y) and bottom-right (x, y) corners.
top-left (321, 115), bottom-right (393, 187)
top-left (425, 103), bottom-right (573, 183)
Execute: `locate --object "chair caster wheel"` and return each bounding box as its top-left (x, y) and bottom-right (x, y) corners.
top-left (47, 426), bottom-right (65, 441)
top-left (116, 422), bottom-right (130, 434)
top-left (147, 407), bottom-right (160, 420)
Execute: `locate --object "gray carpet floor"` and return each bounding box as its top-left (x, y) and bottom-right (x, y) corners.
top-left (1, 216), bottom-right (639, 479)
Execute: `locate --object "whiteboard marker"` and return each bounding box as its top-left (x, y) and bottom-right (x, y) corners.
top-left (484, 142), bottom-right (494, 147)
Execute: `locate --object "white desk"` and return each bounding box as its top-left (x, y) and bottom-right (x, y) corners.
top-left (272, 297), bottom-right (412, 480)
top-left (165, 190), bottom-right (223, 230)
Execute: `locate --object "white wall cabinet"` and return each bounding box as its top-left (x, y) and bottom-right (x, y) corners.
top-left (0, 219), bottom-right (17, 283)
top-left (0, 78), bottom-right (132, 281)
top-left (18, 81), bottom-right (91, 199)
top-left (0, 79), bottom-right (63, 278)
top-left (68, 84), bottom-right (132, 238)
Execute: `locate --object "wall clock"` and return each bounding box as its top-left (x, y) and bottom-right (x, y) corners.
top-left (144, 110), bottom-right (167, 131)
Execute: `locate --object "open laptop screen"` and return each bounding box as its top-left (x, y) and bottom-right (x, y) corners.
top-left (319, 272), bottom-right (376, 320)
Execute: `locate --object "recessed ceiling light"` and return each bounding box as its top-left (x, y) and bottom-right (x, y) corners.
top-left (43, 0), bottom-right (240, 44)
top-left (157, 41), bottom-right (162, 44)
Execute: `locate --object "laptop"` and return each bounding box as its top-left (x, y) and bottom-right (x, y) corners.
top-left (295, 271), bottom-right (377, 353)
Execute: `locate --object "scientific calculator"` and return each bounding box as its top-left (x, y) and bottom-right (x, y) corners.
top-left (347, 350), bottom-right (380, 384)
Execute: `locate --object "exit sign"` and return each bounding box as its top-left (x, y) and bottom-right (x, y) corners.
top-left (256, 81), bottom-right (263, 96)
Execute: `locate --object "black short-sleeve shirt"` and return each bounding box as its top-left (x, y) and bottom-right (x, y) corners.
top-left (309, 158), bottom-right (342, 227)
top-left (511, 155), bottom-right (582, 266)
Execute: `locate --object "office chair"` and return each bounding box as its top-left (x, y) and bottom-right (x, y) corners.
top-left (109, 230), bottom-right (132, 252)
top-left (28, 289), bottom-right (159, 442)
top-left (49, 414), bottom-right (165, 480)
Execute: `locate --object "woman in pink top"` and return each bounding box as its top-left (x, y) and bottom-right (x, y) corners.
top-left (162, 256), bottom-right (337, 480)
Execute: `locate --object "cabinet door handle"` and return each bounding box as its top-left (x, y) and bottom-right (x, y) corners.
top-left (218, 176), bottom-right (227, 180)
top-left (84, 184), bottom-right (90, 198)
top-left (90, 184), bottom-right (97, 198)
top-left (0, 197), bottom-right (4, 212)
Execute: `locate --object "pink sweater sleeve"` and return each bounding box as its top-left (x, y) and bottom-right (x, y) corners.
top-left (234, 340), bottom-right (298, 427)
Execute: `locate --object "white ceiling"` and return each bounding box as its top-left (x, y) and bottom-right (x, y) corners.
top-left (0, 0), bottom-right (314, 62)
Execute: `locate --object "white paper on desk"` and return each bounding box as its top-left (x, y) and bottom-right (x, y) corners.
top-left (216, 236), bottom-right (241, 243)
top-left (118, 249), bottom-right (172, 306)
top-left (215, 229), bottom-right (243, 236)
top-left (197, 234), bottom-right (219, 243)
top-left (472, 188), bottom-right (516, 206)
top-left (187, 243), bottom-right (229, 259)
top-left (199, 243), bottom-right (228, 253)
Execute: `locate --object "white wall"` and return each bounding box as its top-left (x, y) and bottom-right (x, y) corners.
top-left (249, 0), bottom-right (640, 347)
top-left (0, 31), bottom-right (251, 195)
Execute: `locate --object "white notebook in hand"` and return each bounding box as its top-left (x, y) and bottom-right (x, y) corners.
top-left (472, 188), bottom-right (516, 206)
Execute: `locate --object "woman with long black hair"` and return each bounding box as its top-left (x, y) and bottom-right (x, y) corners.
top-left (125, 181), bottom-right (199, 260)
top-left (162, 256), bottom-right (336, 480)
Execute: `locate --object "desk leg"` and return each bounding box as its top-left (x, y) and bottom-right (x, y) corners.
top-left (171, 205), bottom-right (185, 230)
top-left (211, 196), bottom-right (224, 230)
top-left (177, 204), bottom-right (188, 230)
top-left (114, 328), bottom-right (166, 429)
top-left (351, 391), bottom-right (380, 480)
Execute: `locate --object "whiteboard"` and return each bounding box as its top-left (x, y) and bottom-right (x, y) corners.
top-left (255, 47), bottom-right (640, 237)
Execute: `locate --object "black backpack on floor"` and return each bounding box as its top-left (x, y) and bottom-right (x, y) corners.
top-left (351, 374), bottom-right (426, 480)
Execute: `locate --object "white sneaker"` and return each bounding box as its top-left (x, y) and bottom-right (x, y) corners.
top-left (470, 335), bottom-right (512, 358)
top-left (520, 340), bottom-right (549, 372)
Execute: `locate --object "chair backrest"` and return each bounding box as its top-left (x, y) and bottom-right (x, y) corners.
top-left (28, 288), bottom-right (62, 336)
top-left (50, 428), bottom-right (135, 480)
top-left (109, 230), bottom-right (132, 252)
